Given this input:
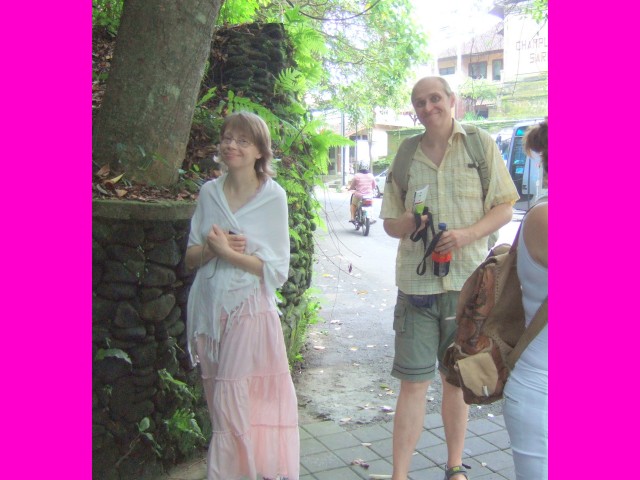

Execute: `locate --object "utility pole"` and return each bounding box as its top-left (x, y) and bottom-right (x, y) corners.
top-left (354, 117), bottom-right (358, 170)
top-left (341, 112), bottom-right (346, 186)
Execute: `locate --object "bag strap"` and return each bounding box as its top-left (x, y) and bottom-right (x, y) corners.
top-left (504, 203), bottom-right (547, 369)
top-left (506, 296), bottom-right (548, 370)
top-left (509, 220), bottom-right (523, 254)
top-left (394, 129), bottom-right (488, 204)
top-left (417, 226), bottom-right (442, 276)
top-left (461, 124), bottom-right (489, 202)
top-left (393, 127), bottom-right (488, 204)
top-left (391, 134), bottom-right (422, 203)
top-left (408, 207), bottom-right (438, 276)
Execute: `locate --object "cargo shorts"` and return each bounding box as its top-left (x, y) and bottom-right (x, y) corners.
top-left (391, 290), bottom-right (460, 382)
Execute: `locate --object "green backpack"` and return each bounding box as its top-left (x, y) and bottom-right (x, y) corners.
top-left (390, 124), bottom-right (498, 249)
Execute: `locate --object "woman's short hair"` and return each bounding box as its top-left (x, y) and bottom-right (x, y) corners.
top-left (220, 111), bottom-right (275, 178)
top-left (524, 117), bottom-right (548, 174)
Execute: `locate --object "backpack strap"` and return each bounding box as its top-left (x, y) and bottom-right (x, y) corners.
top-left (391, 134), bottom-right (422, 203)
top-left (461, 124), bottom-right (489, 202)
top-left (504, 206), bottom-right (548, 370)
top-left (462, 124), bottom-right (503, 250)
top-left (506, 297), bottom-right (548, 370)
top-left (393, 127), bottom-right (489, 203)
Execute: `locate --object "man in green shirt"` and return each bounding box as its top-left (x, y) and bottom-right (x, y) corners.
top-left (380, 76), bottom-right (519, 480)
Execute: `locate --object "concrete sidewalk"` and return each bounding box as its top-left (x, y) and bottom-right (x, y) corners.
top-left (159, 413), bottom-right (515, 480)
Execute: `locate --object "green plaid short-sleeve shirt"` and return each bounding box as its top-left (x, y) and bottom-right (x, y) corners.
top-left (380, 120), bottom-right (519, 294)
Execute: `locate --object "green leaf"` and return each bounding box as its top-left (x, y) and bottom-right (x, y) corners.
top-left (95, 348), bottom-right (132, 364)
top-left (197, 86), bottom-right (218, 106)
top-left (138, 417), bottom-right (150, 432)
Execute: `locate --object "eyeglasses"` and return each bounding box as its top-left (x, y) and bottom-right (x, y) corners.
top-left (221, 136), bottom-right (253, 148)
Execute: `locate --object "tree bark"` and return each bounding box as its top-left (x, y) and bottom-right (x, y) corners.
top-left (93, 0), bottom-right (222, 186)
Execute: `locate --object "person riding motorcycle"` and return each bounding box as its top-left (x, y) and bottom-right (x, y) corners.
top-left (349, 167), bottom-right (376, 223)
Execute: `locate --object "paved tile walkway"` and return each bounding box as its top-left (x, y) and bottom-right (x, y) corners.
top-left (159, 413), bottom-right (515, 480)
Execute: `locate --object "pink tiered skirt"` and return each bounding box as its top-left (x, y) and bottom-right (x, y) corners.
top-left (196, 293), bottom-right (300, 480)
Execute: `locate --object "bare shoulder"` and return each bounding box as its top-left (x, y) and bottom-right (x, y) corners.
top-left (523, 202), bottom-right (548, 267)
top-left (526, 201), bottom-right (548, 224)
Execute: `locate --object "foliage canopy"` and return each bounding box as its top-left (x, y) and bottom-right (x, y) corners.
top-left (252, 0), bottom-right (430, 130)
top-left (94, 0), bottom-right (430, 134)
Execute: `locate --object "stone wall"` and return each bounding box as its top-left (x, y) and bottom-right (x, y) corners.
top-left (93, 200), bottom-right (204, 480)
top-left (203, 22), bottom-right (296, 112)
top-left (92, 194), bottom-right (316, 478)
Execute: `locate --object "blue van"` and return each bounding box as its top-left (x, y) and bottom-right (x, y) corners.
top-left (505, 120), bottom-right (547, 201)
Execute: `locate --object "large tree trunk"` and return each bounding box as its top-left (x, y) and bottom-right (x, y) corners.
top-left (93, 0), bottom-right (222, 186)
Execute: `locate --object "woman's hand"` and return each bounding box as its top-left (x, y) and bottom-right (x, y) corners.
top-left (227, 231), bottom-right (247, 254)
top-left (206, 225), bottom-right (264, 278)
top-left (206, 225), bottom-right (235, 258)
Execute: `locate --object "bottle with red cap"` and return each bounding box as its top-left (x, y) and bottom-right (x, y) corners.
top-left (432, 223), bottom-right (451, 277)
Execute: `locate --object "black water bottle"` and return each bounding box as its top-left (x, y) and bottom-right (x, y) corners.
top-left (432, 223), bottom-right (451, 277)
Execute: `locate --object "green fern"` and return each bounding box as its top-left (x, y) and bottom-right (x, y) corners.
top-left (276, 68), bottom-right (307, 95)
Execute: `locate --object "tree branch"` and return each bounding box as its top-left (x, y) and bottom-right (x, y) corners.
top-left (285, 0), bottom-right (384, 22)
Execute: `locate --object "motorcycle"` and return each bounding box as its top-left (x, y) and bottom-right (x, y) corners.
top-left (352, 195), bottom-right (374, 236)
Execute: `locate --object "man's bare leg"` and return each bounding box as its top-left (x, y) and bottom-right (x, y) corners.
top-left (392, 379), bottom-right (430, 480)
top-left (440, 371), bottom-right (469, 479)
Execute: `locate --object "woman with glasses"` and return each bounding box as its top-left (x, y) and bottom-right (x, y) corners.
top-left (185, 111), bottom-right (299, 480)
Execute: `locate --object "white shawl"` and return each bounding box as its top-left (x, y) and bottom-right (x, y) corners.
top-left (186, 174), bottom-right (290, 365)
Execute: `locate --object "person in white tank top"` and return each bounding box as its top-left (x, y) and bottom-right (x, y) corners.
top-left (503, 118), bottom-right (548, 480)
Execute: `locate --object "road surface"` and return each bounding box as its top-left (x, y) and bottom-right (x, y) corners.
top-left (293, 188), bottom-right (523, 428)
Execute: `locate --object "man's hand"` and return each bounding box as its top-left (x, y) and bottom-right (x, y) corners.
top-left (434, 202), bottom-right (513, 253)
top-left (435, 228), bottom-right (476, 254)
top-left (383, 209), bottom-right (429, 239)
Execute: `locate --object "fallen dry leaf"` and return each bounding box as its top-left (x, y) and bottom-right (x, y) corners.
top-left (96, 165), bottom-right (110, 177)
top-left (107, 173), bottom-right (124, 184)
top-left (350, 458), bottom-right (369, 469)
top-left (96, 184), bottom-right (110, 195)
